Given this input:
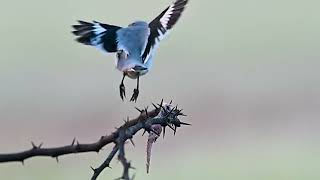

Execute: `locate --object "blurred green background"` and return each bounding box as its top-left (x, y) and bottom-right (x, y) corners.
top-left (0, 0), bottom-right (319, 179)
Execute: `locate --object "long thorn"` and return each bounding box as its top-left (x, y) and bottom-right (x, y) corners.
top-left (145, 107), bottom-right (149, 117)
top-left (165, 106), bottom-right (176, 119)
top-left (71, 138), bottom-right (76, 146)
top-left (167, 123), bottom-right (175, 131)
top-left (174, 126), bottom-right (177, 135)
top-left (180, 121), bottom-right (191, 126)
top-left (135, 107), bottom-right (143, 113)
top-left (142, 130), bottom-right (147, 136)
top-left (31, 141), bottom-right (37, 149)
top-left (158, 99), bottom-right (164, 108)
top-left (161, 106), bottom-right (167, 113)
top-left (129, 138), bottom-right (135, 147)
top-left (152, 103), bottom-right (158, 109)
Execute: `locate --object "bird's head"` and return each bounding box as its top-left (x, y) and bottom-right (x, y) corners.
top-left (128, 21), bottom-right (148, 27)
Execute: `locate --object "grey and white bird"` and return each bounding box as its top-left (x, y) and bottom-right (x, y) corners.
top-left (72, 0), bottom-right (188, 102)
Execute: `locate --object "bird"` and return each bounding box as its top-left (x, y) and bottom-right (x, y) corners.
top-left (72, 0), bottom-right (188, 102)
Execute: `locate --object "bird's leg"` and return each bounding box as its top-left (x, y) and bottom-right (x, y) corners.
top-left (130, 76), bottom-right (140, 102)
top-left (119, 73), bottom-right (126, 100)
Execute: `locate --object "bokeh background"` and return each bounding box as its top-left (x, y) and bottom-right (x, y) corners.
top-left (0, 0), bottom-right (319, 179)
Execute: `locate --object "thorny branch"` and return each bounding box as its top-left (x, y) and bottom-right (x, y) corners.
top-left (0, 100), bottom-right (190, 180)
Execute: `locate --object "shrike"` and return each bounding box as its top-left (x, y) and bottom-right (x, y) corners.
top-left (72, 0), bottom-right (188, 102)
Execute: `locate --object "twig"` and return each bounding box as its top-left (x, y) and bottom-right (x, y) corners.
top-left (116, 129), bottom-right (131, 180)
top-left (91, 145), bottom-right (119, 180)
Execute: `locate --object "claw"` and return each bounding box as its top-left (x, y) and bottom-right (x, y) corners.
top-left (130, 89), bottom-right (139, 102)
top-left (120, 83), bottom-right (126, 100)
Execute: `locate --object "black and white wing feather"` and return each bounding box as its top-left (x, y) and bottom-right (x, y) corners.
top-left (141, 0), bottom-right (188, 63)
top-left (72, 21), bottom-right (122, 53)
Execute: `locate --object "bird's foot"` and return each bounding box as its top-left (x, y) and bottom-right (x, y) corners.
top-left (130, 89), bottom-right (139, 102)
top-left (119, 83), bottom-right (126, 101)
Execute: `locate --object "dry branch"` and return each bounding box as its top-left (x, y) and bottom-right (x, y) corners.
top-left (0, 100), bottom-right (189, 180)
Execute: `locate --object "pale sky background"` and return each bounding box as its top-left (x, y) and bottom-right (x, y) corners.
top-left (0, 0), bottom-right (319, 179)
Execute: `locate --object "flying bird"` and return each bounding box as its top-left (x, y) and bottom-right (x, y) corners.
top-left (72, 0), bottom-right (188, 102)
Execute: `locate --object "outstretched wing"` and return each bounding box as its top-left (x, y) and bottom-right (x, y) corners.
top-left (141, 0), bottom-right (188, 63)
top-left (72, 21), bottom-right (122, 53)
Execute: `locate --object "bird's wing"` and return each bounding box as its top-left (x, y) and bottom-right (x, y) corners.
top-left (141, 0), bottom-right (188, 64)
top-left (72, 21), bottom-right (122, 53)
